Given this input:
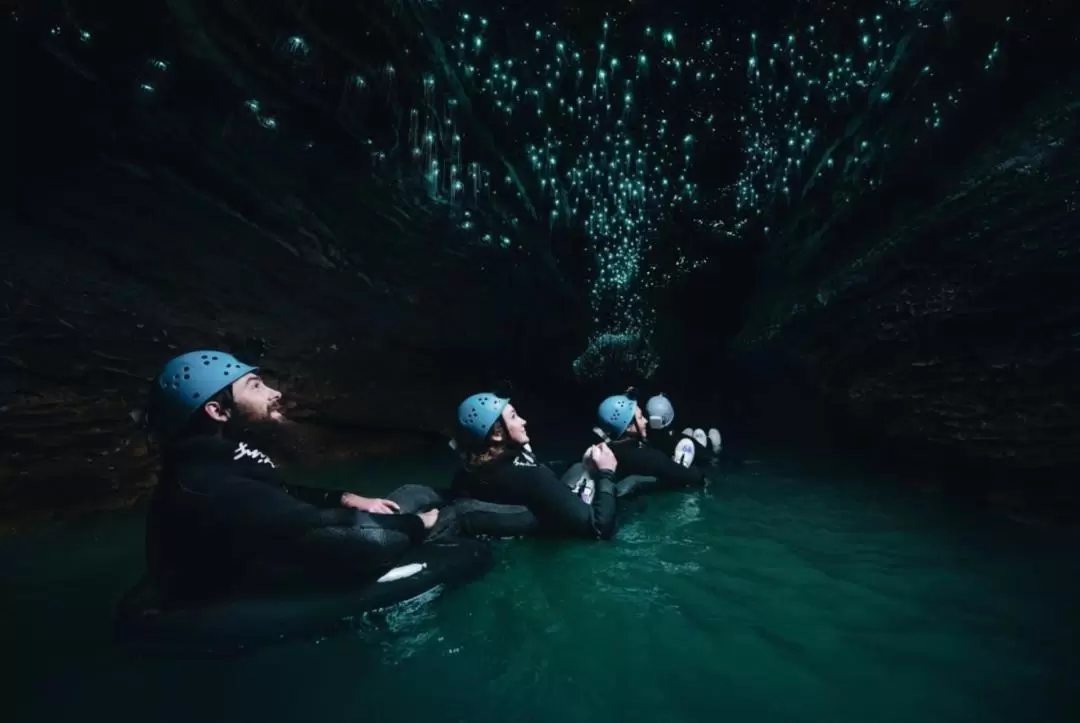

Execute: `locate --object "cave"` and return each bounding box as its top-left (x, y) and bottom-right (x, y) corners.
top-left (3, 0), bottom-right (1079, 721)
top-left (4, 0), bottom-right (1078, 527)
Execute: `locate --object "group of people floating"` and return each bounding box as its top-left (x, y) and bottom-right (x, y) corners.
top-left (122, 349), bottom-right (729, 646)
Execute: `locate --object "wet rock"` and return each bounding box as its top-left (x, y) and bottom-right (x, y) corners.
top-left (735, 85), bottom-right (1080, 479)
top-left (0, 16), bottom-right (586, 526)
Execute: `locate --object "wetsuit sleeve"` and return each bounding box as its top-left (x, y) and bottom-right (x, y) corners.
top-left (636, 446), bottom-right (706, 489)
top-left (282, 482), bottom-right (347, 508)
top-left (545, 459), bottom-right (576, 477)
top-left (189, 471), bottom-right (426, 577)
top-left (449, 468), bottom-right (475, 500)
top-left (294, 509), bottom-right (427, 576)
top-left (504, 465), bottom-right (618, 540)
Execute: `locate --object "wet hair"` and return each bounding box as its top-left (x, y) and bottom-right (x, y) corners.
top-left (463, 418), bottom-right (515, 469)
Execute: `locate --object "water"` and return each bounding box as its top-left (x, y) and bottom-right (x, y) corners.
top-left (5, 451), bottom-right (1078, 723)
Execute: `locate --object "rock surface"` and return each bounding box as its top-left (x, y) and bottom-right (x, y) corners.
top-left (731, 80), bottom-right (1080, 515)
top-left (1, 9), bottom-right (586, 528)
top-left (3, 0), bottom-right (1078, 530)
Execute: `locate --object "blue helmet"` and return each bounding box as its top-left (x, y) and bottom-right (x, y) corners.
top-left (149, 350), bottom-right (257, 436)
top-left (456, 392), bottom-right (510, 446)
top-left (597, 394), bottom-right (637, 439)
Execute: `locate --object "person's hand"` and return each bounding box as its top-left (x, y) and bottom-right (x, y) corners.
top-left (418, 509), bottom-right (439, 530)
top-left (340, 493), bottom-right (400, 514)
top-left (588, 443), bottom-right (617, 473)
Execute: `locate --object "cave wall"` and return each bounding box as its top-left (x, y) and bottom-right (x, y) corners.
top-left (733, 82), bottom-right (1080, 481)
top-left (0, 10), bottom-right (587, 526)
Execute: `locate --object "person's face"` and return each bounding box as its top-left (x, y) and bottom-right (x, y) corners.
top-left (204, 373), bottom-right (283, 424)
top-left (231, 373), bottom-right (283, 422)
top-left (499, 404), bottom-right (530, 445)
top-left (628, 404), bottom-right (648, 439)
top-left (206, 373), bottom-right (308, 460)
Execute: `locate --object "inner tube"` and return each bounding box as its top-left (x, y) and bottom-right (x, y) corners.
top-left (389, 483), bottom-right (540, 539)
top-left (450, 497), bottom-right (539, 538)
top-left (115, 538), bottom-right (492, 653)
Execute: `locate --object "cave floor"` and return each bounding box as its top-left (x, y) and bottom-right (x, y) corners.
top-left (5, 450), bottom-right (1077, 723)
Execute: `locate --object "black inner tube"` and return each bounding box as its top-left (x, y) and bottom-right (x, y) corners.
top-left (116, 537), bottom-right (493, 653)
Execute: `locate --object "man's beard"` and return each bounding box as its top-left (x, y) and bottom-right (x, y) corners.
top-left (222, 410), bottom-right (311, 465)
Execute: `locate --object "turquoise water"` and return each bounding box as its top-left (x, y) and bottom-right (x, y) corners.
top-left (5, 451), bottom-right (1078, 723)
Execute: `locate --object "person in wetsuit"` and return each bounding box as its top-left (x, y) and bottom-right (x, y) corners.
top-left (448, 392), bottom-right (620, 540)
top-left (643, 393), bottom-right (724, 469)
top-left (592, 390), bottom-right (708, 499)
top-left (142, 350), bottom-right (440, 604)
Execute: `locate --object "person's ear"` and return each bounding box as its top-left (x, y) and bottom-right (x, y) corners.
top-left (203, 400), bottom-right (230, 423)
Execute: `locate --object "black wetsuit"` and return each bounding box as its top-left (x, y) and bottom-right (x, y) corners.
top-left (607, 436), bottom-right (707, 499)
top-left (450, 446), bottom-right (618, 540)
top-left (145, 435), bottom-right (430, 602)
top-left (650, 428), bottom-right (717, 468)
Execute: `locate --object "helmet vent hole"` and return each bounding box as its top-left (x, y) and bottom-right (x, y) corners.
top-left (204, 361), bottom-right (210, 365)
top-left (183, 374), bottom-right (190, 380)
top-left (192, 392), bottom-right (201, 399)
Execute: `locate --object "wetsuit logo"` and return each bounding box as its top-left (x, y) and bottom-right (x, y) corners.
top-left (580, 480), bottom-right (595, 504)
top-left (512, 449), bottom-right (538, 467)
top-left (233, 441), bottom-right (277, 468)
top-left (673, 438), bottom-right (696, 468)
top-left (569, 474), bottom-right (595, 504)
